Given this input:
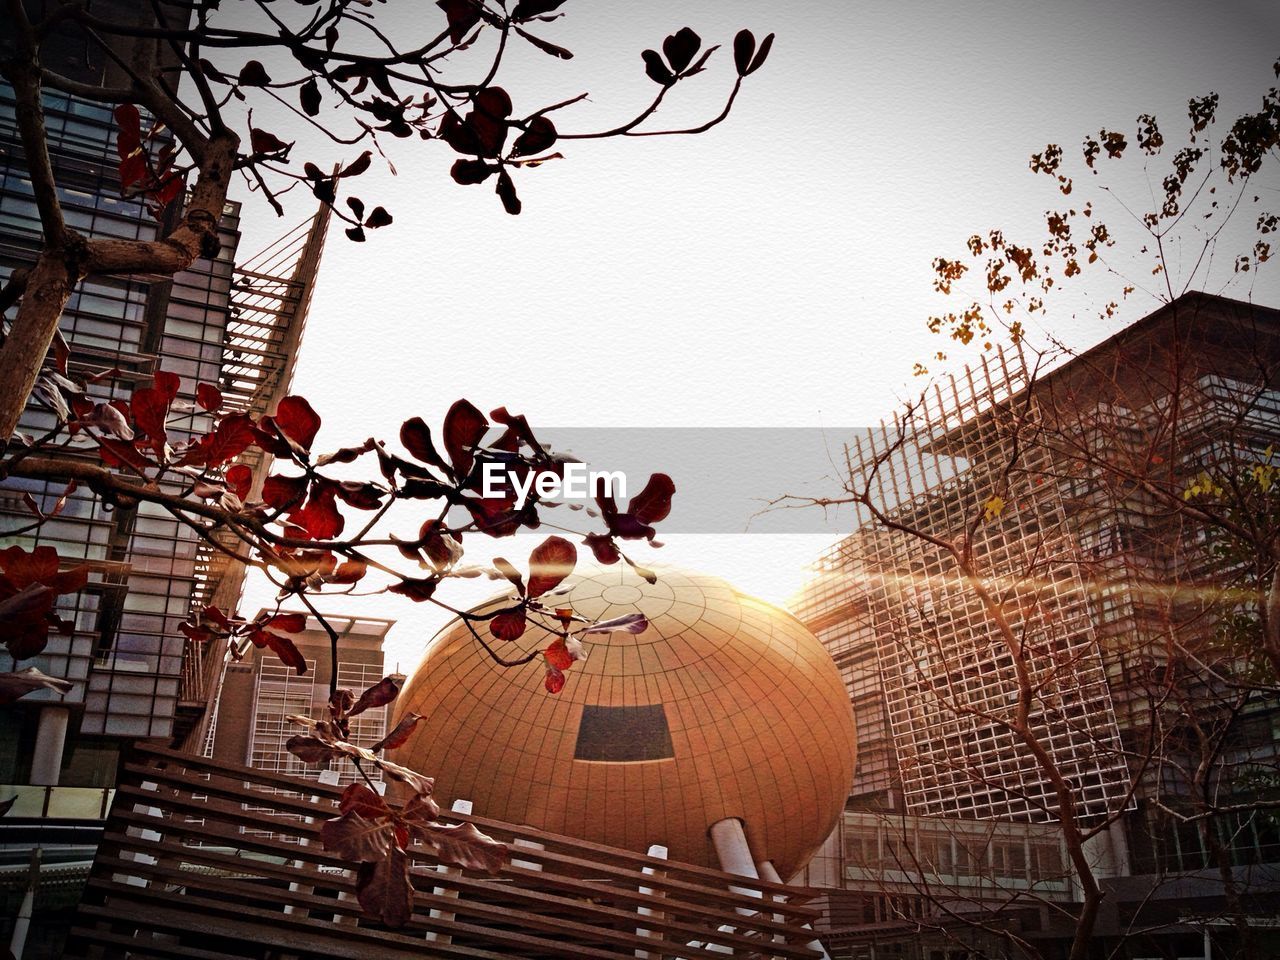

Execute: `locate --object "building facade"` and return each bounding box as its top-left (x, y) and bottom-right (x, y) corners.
top-left (206, 612), bottom-right (395, 788)
top-left (793, 294), bottom-right (1280, 958)
top-left (0, 68), bottom-right (329, 957)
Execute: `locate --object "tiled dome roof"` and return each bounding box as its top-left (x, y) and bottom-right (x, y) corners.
top-left (390, 565), bottom-right (856, 878)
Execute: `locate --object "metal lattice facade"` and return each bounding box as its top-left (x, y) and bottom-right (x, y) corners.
top-left (797, 347), bottom-right (1130, 823)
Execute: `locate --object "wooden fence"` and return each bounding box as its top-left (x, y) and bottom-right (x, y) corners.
top-left (65, 744), bottom-right (824, 959)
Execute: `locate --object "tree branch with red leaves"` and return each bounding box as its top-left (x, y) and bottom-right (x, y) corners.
top-left (0, 0), bottom-right (774, 443)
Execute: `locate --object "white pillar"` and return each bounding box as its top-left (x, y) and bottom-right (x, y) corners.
top-left (8, 849), bottom-right (39, 959)
top-left (709, 818), bottom-right (759, 885)
top-left (757, 858), bottom-right (832, 960)
top-left (30, 705), bottom-right (69, 786)
top-left (1082, 820), bottom-right (1131, 880)
top-left (635, 843), bottom-right (667, 959)
top-left (709, 816), bottom-right (762, 949)
top-left (425, 799), bottom-right (473, 945)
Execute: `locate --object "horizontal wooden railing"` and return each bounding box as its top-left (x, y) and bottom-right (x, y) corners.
top-left (66, 744), bottom-right (823, 959)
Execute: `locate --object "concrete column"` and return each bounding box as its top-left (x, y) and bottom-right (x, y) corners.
top-left (709, 816), bottom-right (763, 942)
top-left (30, 705), bottom-right (69, 786)
top-left (709, 818), bottom-right (760, 885)
top-left (1082, 820), bottom-right (1131, 880)
top-left (8, 849), bottom-right (40, 959)
top-left (425, 798), bottom-right (473, 945)
top-left (757, 859), bottom-right (832, 960)
top-left (322, 770), bottom-right (364, 926)
top-left (635, 843), bottom-right (667, 959)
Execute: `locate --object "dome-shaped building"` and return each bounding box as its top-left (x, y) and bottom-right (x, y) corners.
top-left (389, 566), bottom-right (855, 880)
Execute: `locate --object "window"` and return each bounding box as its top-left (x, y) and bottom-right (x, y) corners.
top-left (574, 704), bottom-right (674, 762)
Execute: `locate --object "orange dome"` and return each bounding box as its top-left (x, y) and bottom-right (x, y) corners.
top-left (389, 566), bottom-right (856, 879)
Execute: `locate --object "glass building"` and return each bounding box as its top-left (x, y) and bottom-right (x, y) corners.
top-left (792, 293), bottom-right (1280, 958)
top-left (0, 78), bottom-right (329, 957)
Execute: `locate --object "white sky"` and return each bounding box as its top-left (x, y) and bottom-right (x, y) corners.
top-left (230, 0), bottom-right (1280, 675)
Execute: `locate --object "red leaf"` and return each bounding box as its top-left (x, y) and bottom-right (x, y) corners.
top-left (251, 628), bottom-right (307, 674)
top-left (330, 558), bottom-right (368, 584)
top-left (463, 496), bottom-right (528, 537)
top-left (337, 150), bottom-right (372, 179)
top-left (265, 612), bottom-right (306, 633)
top-left (0, 545), bottom-right (60, 587)
top-left (350, 675), bottom-right (403, 717)
top-left (153, 174), bottom-right (184, 211)
top-left (262, 473), bottom-right (309, 511)
top-left (225, 463), bottom-right (252, 501)
top-left (130, 386), bottom-right (169, 444)
top-left (118, 152), bottom-right (146, 191)
top-left (662, 27), bottom-right (701, 73)
top-left (364, 206), bottom-right (393, 228)
top-left (495, 169), bottom-right (521, 215)
top-left (747, 33), bottom-right (774, 75)
top-left (583, 532), bottom-right (620, 565)
top-left (511, 0), bottom-right (565, 19)
top-left (153, 370), bottom-right (181, 403)
top-left (339, 783), bottom-right (392, 819)
top-left (450, 158), bottom-right (497, 185)
top-left (733, 29), bottom-right (756, 75)
top-left (513, 26), bottom-right (573, 60)
top-left (372, 713), bottom-right (422, 751)
top-left (408, 820), bottom-right (507, 874)
top-left (511, 116), bottom-right (557, 158)
top-left (200, 413), bottom-right (257, 468)
top-left (630, 473), bottom-right (675, 525)
top-left (442, 399), bottom-right (488, 479)
top-left (388, 577), bottom-right (438, 602)
top-left (289, 481), bottom-right (345, 540)
top-left (238, 60), bottom-right (272, 86)
top-left (0, 585), bottom-right (56, 660)
top-left (97, 436), bottom-right (154, 475)
top-left (204, 606), bottom-right (234, 630)
top-left (195, 382), bottom-right (223, 412)
top-left (114, 104), bottom-right (141, 157)
top-left (400, 418), bottom-right (449, 472)
top-left (544, 637), bottom-right (573, 672)
top-left (250, 127), bottom-right (291, 156)
top-left (274, 396), bottom-right (322, 452)
top-left (642, 49), bottom-right (674, 86)
top-left (322, 809), bottom-right (397, 862)
top-left (334, 480), bottom-right (384, 511)
top-left (491, 557), bottom-right (525, 595)
top-left (490, 609), bottom-right (527, 641)
top-left (544, 664), bottom-right (565, 694)
top-left (316, 438), bottom-right (376, 467)
top-left (300, 77), bottom-right (321, 117)
top-left (375, 758), bottom-right (436, 798)
top-left (526, 536), bottom-right (576, 598)
top-left (355, 849), bottom-right (413, 927)
top-left (436, 0), bottom-right (481, 45)
top-left (286, 734), bottom-right (340, 764)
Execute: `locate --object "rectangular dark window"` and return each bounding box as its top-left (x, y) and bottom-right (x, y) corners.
top-left (574, 704), bottom-right (674, 762)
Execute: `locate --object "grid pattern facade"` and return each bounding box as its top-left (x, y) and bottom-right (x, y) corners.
top-left (391, 566), bottom-right (857, 880)
top-left (0, 87), bottom-right (328, 751)
top-left (0, 88), bottom-right (241, 739)
top-left (206, 615), bottom-right (394, 798)
top-left (246, 656), bottom-right (389, 787)
top-left (796, 348), bottom-right (1130, 823)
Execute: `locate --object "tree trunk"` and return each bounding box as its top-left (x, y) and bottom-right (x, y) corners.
top-left (0, 248), bottom-right (80, 444)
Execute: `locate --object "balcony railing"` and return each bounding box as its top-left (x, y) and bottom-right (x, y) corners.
top-left (66, 745), bottom-right (824, 959)
top-left (0, 785), bottom-right (115, 820)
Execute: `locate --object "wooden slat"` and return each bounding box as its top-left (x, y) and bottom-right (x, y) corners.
top-left (127, 744), bottom-right (820, 909)
top-left (67, 745), bottom-right (825, 959)
top-left (91, 834), bottom-right (815, 957)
